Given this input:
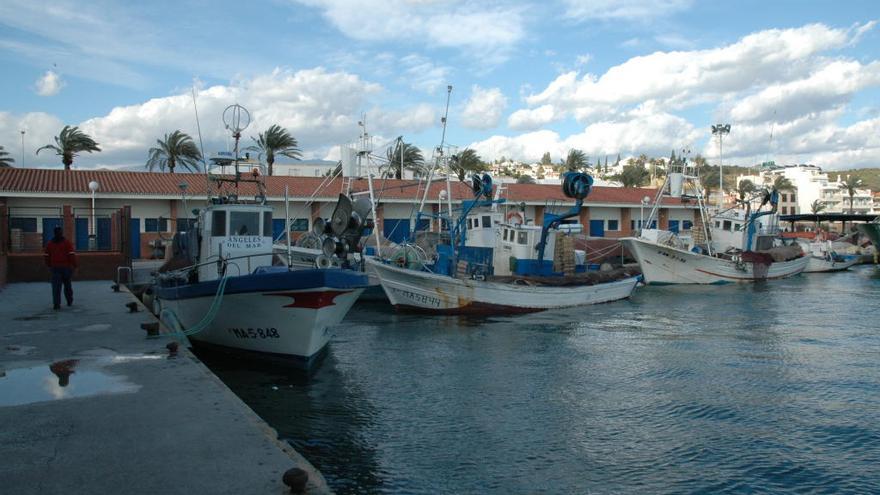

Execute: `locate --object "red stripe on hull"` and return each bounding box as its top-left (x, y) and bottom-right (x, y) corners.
top-left (393, 302), bottom-right (544, 315)
top-left (693, 268), bottom-right (794, 281)
top-left (263, 290), bottom-right (351, 309)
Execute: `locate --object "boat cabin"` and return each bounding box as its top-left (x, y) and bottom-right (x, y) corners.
top-left (196, 203), bottom-right (275, 282)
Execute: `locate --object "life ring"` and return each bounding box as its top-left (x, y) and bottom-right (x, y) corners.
top-left (506, 211), bottom-right (524, 225)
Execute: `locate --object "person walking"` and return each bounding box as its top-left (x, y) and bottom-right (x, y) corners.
top-left (44, 226), bottom-right (77, 310)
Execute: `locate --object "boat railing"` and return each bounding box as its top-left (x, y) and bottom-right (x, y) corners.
top-left (157, 252), bottom-right (281, 280)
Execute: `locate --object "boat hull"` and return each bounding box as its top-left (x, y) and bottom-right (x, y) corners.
top-left (622, 237), bottom-right (809, 285)
top-left (366, 257), bottom-right (639, 314)
top-left (154, 268), bottom-right (366, 368)
top-left (857, 223), bottom-right (880, 249)
top-left (803, 254), bottom-right (860, 273)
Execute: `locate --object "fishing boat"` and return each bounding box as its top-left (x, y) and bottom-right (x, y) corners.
top-left (366, 172), bottom-right (641, 314)
top-left (622, 157), bottom-right (808, 284)
top-left (152, 105), bottom-right (368, 368)
top-left (796, 238), bottom-right (860, 273)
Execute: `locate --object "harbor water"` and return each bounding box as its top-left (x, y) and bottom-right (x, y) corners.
top-left (203, 266), bottom-right (880, 494)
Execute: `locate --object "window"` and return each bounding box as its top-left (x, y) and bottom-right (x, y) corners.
top-left (682, 220), bottom-right (693, 230)
top-left (230, 211), bottom-right (260, 236)
top-left (517, 231), bottom-right (528, 245)
top-left (211, 211), bottom-right (226, 236)
top-left (290, 219), bottom-right (309, 231)
top-left (10, 217), bottom-right (37, 232)
top-left (734, 223), bottom-right (742, 231)
top-left (503, 228), bottom-right (509, 241)
top-left (607, 219), bottom-right (619, 231)
top-left (145, 218), bottom-right (169, 233)
top-left (630, 220), bottom-right (636, 230)
top-left (715, 221), bottom-right (721, 228)
top-left (781, 193), bottom-right (787, 202)
top-left (781, 206), bottom-right (788, 215)
top-left (263, 212), bottom-right (272, 237)
top-left (482, 215), bottom-right (491, 228)
top-left (723, 220), bottom-right (732, 231)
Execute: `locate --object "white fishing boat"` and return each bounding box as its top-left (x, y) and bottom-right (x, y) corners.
top-left (796, 238), bottom-right (860, 273)
top-left (622, 157), bottom-right (807, 285)
top-left (152, 105), bottom-right (368, 368)
top-left (367, 172), bottom-right (641, 314)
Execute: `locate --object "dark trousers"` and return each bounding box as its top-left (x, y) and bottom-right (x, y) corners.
top-left (50, 267), bottom-right (74, 308)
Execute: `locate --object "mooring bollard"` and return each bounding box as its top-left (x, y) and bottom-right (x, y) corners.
top-left (166, 341), bottom-right (178, 356)
top-left (125, 302), bottom-right (139, 313)
top-left (140, 322), bottom-right (159, 337)
top-left (111, 283), bottom-right (120, 292)
top-left (282, 467), bottom-right (308, 493)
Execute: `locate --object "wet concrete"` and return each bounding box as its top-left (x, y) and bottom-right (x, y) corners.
top-left (0, 281), bottom-right (330, 494)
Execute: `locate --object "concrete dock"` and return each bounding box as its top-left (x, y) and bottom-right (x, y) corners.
top-left (0, 281), bottom-right (330, 494)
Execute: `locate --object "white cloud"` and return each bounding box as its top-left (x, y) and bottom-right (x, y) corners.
top-left (292, 0), bottom-right (525, 64)
top-left (474, 110), bottom-right (700, 162)
top-left (34, 70), bottom-right (65, 96)
top-left (729, 60), bottom-right (880, 124)
top-left (562, 0), bottom-right (692, 21)
top-left (460, 86), bottom-right (507, 130)
top-left (525, 23), bottom-right (871, 121)
top-left (399, 54), bottom-right (451, 94)
top-left (0, 67), bottom-right (443, 169)
top-left (507, 105), bottom-right (558, 130)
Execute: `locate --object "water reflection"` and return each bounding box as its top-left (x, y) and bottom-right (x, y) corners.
top-left (208, 267), bottom-right (880, 494)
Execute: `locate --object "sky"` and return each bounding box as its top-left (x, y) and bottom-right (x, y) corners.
top-left (0, 0), bottom-right (878, 172)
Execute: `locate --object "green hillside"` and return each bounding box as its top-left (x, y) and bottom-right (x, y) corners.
top-left (833, 168), bottom-right (880, 192)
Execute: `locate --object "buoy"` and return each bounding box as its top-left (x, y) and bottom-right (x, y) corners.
top-left (506, 211), bottom-right (524, 225)
top-left (282, 467), bottom-right (308, 493)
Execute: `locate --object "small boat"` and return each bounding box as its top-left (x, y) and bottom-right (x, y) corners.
top-left (367, 172), bottom-right (641, 313)
top-left (152, 105), bottom-right (369, 368)
top-left (857, 220), bottom-right (880, 263)
top-left (797, 239), bottom-right (860, 273)
top-left (622, 158), bottom-right (808, 285)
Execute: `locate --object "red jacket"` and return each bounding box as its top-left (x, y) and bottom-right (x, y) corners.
top-left (44, 238), bottom-right (77, 269)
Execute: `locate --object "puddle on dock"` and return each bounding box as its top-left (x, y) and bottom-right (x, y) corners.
top-left (0, 353), bottom-right (152, 407)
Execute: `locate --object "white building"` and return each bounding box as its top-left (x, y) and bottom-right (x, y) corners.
top-left (735, 164), bottom-right (875, 215)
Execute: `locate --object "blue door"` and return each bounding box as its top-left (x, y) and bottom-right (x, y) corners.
top-left (383, 218), bottom-right (411, 244)
top-left (75, 218), bottom-right (89, 250)
top-left (130, 218), bottom-right (141, 259)
top-left (669, 220), bottom-right (680, 234)
top-left (42, 218), bottom-right (63, 246)
top-left (97, 218), bottom-right (111, 250)
top-left (272, 219), bottom-right (286, 242)
top-left (589, 219), bottom-right (605, 238)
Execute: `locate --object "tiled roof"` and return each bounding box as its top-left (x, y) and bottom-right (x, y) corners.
top-left (0, 168), bottom-right (690, 207)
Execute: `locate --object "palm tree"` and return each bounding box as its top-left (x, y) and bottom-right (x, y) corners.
top-left (838, 175), bottom-right (863, 232)
top-left (246, 124), bottom-right (301, 176)
top-left (698, 164), bottom-right (719, 201)
top-left (810, 199), bottom-right (826, 230)
top-left (36, 125), bottom-right (101, 170)
top-left (838, 175), bottom-right (862, 214)
top-left (383, 140), bottom-right (425, 179)
top-left (772, 176), bottom-right (794, 191)
top-left (736, 179), bottom-right (757, 202)
top-left (0, 145), bottom-right (14, 167)
top-left (145, 130), bottom-right (203, 173)
top-left (610, 162), bottom-right (650, 188)
top-left (563, 149), bottom-right (589, 172)
top-left (449, 148), bottom-right (487, 181)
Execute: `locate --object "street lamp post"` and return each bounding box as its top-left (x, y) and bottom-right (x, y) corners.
top-left (640, 195), bottom-right (651, 232)
top-left (711, 124), bottom-right (731, 209)
top-left (20, 130), bottom-right (25, 167)
top-left (88, 180), bottom-right (99, 250)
